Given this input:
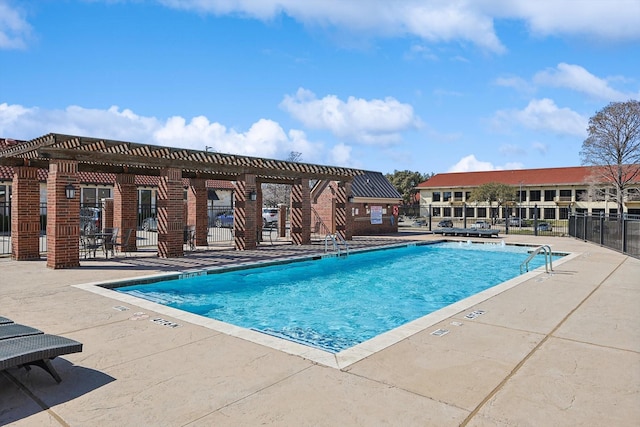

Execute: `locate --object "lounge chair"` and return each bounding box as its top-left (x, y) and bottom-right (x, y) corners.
top-left (0, 323), bottom-right (43, 340)
top-left (0, 333), bottom-right (83, 383)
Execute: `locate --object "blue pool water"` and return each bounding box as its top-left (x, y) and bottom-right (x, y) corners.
top-left (117, 242), bottom-right (557, 353)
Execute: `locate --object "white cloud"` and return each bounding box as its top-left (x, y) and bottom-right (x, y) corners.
top-left (499, 0), bottom-right (640, 42)
top-left (280, 88), bottom-right (420, 145)
top-left (493, 98), bottom-right (588, 137)
top-left (534, 63), bottom-right (638, 101)
top-left (0, 102), bottom-right (331, 164)
top-left (159, 0), bottom-right (640, 54)
top-left (494, 76), bottom-right (535, 94)
top-left (498, 144), bottom-right (526, 157)
top-left (328, 143), bottom-right (353, 167)
top-left (448, 154), bottom-right (524, 172)
top-left (0, 1), bottom-right (32, 49)
top-left (532, 141), bottom-right (548, 155)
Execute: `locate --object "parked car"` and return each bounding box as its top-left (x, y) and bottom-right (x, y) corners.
top-left (437, 219), bottom-right (453, 228)
top-left (508, 217), bottom-right (522, 227)
top-left (141, 216), bottom-right (157, 232)
top-left (80, 207), bottom-right (101, 234)
top-left (215, 211), bottom-right (234, 228)
top-left (537, 222), bottom-right (553, 232)
top-left (262, 208), bottom-right (278, 227)
top-left (470, 220), bottom-right (491, 229)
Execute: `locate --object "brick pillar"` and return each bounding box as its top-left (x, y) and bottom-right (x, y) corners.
top-left (290, 178), bottom-right (311, 245)
top-left (256, 182), bottom-right (263, 243)
top-left (157, 168), bottom-right (184, 258)
top-left (102, 198), bottom-right (114, 229)
top-left (114, 174), bottom-right (138, 252)
top-left (336, 181), bottom-right (353, 240)
top-left (46, 160), bottom-right (80, 269)
top-left (11, 166), bottom-right (41, 260)
top-left (278, 204), bottom-right (287, 238)
top-left (233, 174), bottom-right (257, 250)
top-left (188, 178), bottom-right (208, 247)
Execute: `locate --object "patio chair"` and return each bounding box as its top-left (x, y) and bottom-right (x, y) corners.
top-left (113, 228), bottom-right (134, 257)
top-left (184, 225), bottom-right (196, 251)
top-left (0, 323), bottom-right (43, 340)
top-left (0, 334), bottom-right (83, 383)
top-left (102, 227), bottom-right (120, 258)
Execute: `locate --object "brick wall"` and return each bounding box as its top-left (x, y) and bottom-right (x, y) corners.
top-left (114, 173), bottom-right (138, 252)
top-left (46, 160), bottom-right (80, 269)
top-left (187, 178), bottom-right (208, 246)
top-left (157, 168), bottom-right (184, 258)
top-left (234, 174), bottom-right (258, 250)
top-left (11, 166), bottom-right (40, 260)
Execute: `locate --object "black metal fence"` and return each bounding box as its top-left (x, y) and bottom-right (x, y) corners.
top-left (569, 213), bottom-right (640, 258)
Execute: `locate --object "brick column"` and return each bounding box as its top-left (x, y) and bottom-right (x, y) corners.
top-left (102, 198), bottom-right (114, 229)
top-left (187, 178), bottom-right (208, 247)
top-left (157, 168), bottom-right (184, 258)
top-left (256, 181), bottom-right (263, 243)
top-left (290, 178), bottom-right (311, 245)
top-left (46, 160), bottom-right (80, 269)
top-left (336, 181), bottom-right (353, 240)
top-left (11, 166), bottom-right (41, 260)
top-left (114, 174), bottom-right (138, 252)
top-left (233, 174), bottom-right (257, 250)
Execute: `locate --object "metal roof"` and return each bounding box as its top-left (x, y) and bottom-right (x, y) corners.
top-left (351, 171), bottom-right (402, 199)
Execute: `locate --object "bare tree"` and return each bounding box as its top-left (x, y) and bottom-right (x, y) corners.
top-left (469, 182), bottom-right (517, 221)
top-left (262, 151), bottom-right (303, 207)
top-left (580, 100), bottom-right (640, 217)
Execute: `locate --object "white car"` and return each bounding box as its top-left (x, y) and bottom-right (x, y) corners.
top-left (470, 220), bottom-right (491, 229)
top-left (262, 208), bottom-right (278, 227)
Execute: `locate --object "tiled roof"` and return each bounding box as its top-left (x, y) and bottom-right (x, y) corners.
top-left (0, 165), bottom-right (234, 190)
top-left (352, 171), bottom-right (402, 200)
top-left (416, 166), bottom-right (639, 188)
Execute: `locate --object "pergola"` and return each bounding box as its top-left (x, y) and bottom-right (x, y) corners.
top-left (0, 133), bottom-right (364, 268)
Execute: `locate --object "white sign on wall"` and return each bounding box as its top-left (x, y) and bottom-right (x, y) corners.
top-left (370, 205), bottom-right (383, 224)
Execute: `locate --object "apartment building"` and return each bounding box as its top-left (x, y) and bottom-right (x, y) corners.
top-left (416, 166), bottom-right (640, 221)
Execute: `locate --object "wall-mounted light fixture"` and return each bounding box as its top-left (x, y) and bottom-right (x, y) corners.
top-left (364, 203), bottom-right (369, 209)
top-left (347, 195), bottom-right (354, 203)
top-left (65, 184), bottom-right (75, 199)
top-left (386, 204), bottom-right (391, 209)
top-left (249, 190), bottom-right (257, 201)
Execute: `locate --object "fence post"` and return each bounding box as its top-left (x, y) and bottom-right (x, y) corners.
top-left (599, 213), bottom-right (605, 246)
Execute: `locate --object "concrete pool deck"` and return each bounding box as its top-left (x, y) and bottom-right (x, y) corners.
top-left (1, 233), bottom-right (638, 426)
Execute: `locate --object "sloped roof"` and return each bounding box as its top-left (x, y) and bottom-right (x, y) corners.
top-left (352, 171), bottom-right (402, 200)
top-left (415, 166), bottom-right (639, 188)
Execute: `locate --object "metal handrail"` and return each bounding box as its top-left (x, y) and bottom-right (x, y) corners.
top-left (324, 233), bottom-right (349, 256)
top-left (520, 245), bottom-right (553, 273)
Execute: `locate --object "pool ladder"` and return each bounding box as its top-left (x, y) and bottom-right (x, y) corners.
top-left (520, 245), bottom-right (553, 273)
top-left (324, 233), bottom-right (349, 257)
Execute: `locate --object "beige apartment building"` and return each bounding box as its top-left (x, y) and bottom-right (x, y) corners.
top-left (416, 166), bottom-right (640, 222)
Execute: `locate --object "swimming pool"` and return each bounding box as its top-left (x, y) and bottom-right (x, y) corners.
top-left (115, 242), bottom-right (559, 353)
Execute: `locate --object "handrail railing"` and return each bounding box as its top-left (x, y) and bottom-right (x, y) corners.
top-left (311, 207), bottom-right (332, 238)
top-left (324, 233), bottom-right (349, 256)
top-left (520, 245), bottom-right (553, 273)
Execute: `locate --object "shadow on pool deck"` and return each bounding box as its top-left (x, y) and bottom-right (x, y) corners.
top-left (1, 233), bottom-right (638, 426)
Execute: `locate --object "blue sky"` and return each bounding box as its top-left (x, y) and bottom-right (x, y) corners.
top-left (1, 1), bottom-right (639, 175)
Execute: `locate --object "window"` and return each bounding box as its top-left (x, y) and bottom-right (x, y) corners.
top-left (559, 207), bottom-right (569, 219)
top-left (453, 207), bottom-right (462, 217)
top-left (544, 190), bottom-right (556, 202)
top-left (559, 189), bottom-right (572, 200)
top-left (82, 188), bottom-right (97, 207)
top-left (432, 192), bottom-right (441, 202)
top-left (477, 207), bottom-right (487, 218)
top-left (454, 191), bottom-right (463, 201)
top-left (432, 207), bottom-right (441, 217)
top-left (529, 190), bottom-right (541, 202)
top-left (443, 207), bottom-right (451, 217)
top-left (465, 191), bottom-right (471, 201)
top-left (627, 188), bottom-right (640, 201)
top-left (465, 206), bottom-right (474, 217)
top-left (528, 207), bottom-right (538, 219)
top-left (517, 190), bottom-right (526, 203)
top-left (443, 191), bottom-right (451, 202)
top-left (576, 189), bottom-right (588, 202)
top-left (543, 208), bottom-right (556, 219)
